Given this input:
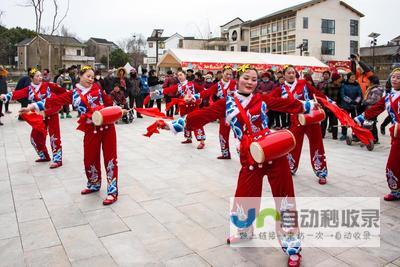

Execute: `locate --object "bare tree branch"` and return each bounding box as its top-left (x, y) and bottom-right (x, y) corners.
top-left (50, 0), bottom-right (69, 35)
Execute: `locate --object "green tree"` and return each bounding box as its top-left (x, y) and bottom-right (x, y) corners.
top-left (100, 55), bottom-right (108, 66)
top-left (0, 26), bottom-right (36, 66)
top-left (109, 48), bottom-right (129, 68)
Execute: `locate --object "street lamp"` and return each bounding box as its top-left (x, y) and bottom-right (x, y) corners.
top-left (369, 32), bottom-right (380, 71)
top-left (151, 29), bottom-right (164, 71)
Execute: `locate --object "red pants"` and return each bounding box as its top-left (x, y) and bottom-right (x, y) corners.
top-left (83, 125), bottom-right (118, 196)
top-left (184, 127), bottom-right (206, 141)
top-left (386, 137), bottom-right (400, 193)
top-left (219, 119), bottom-right (231, 157)
top-left (288, 122), bottom-right (328, 179)
top-left (30, 114), bottom-right (62, 163)
top-left (232, 157), bottom-right (300, 255)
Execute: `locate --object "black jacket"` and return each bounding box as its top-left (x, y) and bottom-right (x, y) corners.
top-left (0, 76), bottom-right (7, 94)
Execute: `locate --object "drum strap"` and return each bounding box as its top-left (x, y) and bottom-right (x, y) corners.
top-left (233, 96), bottom-right (253, 137)
top-left (389, 95), bottom-right (400, 123)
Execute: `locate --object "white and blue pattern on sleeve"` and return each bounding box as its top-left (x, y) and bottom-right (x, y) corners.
top-left (303, 101), bottom-right (311, 114)
top-left (168, 117), bottom-right (186, 134)
top-left (355, 114), bottom-right (365, 125)
top-left (193, 93), bottom-right (200, 100)
top-left (32, 100), bottom-right (46, 111)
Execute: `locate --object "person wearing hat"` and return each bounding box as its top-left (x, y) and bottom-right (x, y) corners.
top-left (321, 73), bottom-right (342, 139)
top-left (0, 68), bottom-right (66, 168)
top-left (339, 72), bottom-right (362, 141)
top-left (198, 66), bottom-right (237, 159)
top-left (355, 68), bottom-right (400, 201)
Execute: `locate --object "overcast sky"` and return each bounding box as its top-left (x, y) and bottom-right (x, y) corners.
top-left (0, 0), bottom-right (397, 47)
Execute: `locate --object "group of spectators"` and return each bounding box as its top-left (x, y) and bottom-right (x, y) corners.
top-left (0, 58), bottom-right (390, 147)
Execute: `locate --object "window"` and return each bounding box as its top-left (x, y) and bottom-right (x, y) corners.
top-left (231, 46), bottom-right (235, 51)
top-left (303, 39), bottom-right (309, 51)
top-left (179, 40), bottom-right (183, 48)
top-left (321, 41), bottom-right (335, 55)
top-left (218, 45), bottom-right (226, 51)
top-left (241, 46), bottom-right (248, 52)
top-left (267, 24), bottom-right (271, 34)
top-left (283, 42), bottom-right (287, 51)
top-left (54, 48), bottom-right (59, 55)
top-left (232, 30), bottom-right (238, 41)
top-left (148, 42), bottom-right (153, 48)
top-left (261, 26), bottom-right (268, 36)
top-left (283, 20), bottom-right (287, 31)
top-left (350, 20), bottom-right (359, 36)
top-left (272, 22), bottom-right (277, 33)
top-left (159, 42), bottom-right (165, 49)
top-left (261, 47), bottom-right (267, 53)
top-left (288, 18), bottom-right (296, 30)
top-left (77, 49), bottom-right (81, 56)
top-left (62, 48), bottom-right (66, 55)
top-left (250, 28), bottom-right (259, 38)
top-left (350, 40), bottom-right (358, 55)
top-left (277, 21), bottom-right (282, 32)
top-left (288, 40), bottom-right (296, 51)
top-left (321, 19), bottom-right (335, 34)
top-left (303, 17), bottom-right (308, 29)
top-left (277, 43), bottom-right (282, 52)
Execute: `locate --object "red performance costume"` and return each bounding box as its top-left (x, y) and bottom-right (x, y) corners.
top-left (163, 91), bottom-right (313, 264)
top-left (199, 79), bottom-right (237, 159)
top-left (270, 79), bottom-right (329, 183)
top-left (2, 82), bottom-right (65, 167)
top-left (161, 80), bottom-right (206, 145)
top-left (356, 89), bottom-right (400, 201)
top-left (34, 83), bottom-right (119, 204)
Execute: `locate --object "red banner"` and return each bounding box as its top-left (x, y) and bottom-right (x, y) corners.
top-left (326, 60), bottom-right (352, 73)
top-left (181, 62), bottom-right (329, 73)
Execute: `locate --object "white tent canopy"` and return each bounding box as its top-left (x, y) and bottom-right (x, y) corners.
top-left (158, 48), bottom-right (328, 72)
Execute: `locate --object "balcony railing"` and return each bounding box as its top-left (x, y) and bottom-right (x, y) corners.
top-left (62, 55), bottom-right (95, 62)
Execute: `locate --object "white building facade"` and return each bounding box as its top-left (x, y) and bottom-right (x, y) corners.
top-left (239, 0), bottom-right (363, 63)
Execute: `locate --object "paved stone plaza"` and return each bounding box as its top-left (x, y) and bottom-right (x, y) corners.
top-left (0, 103), bottom-right (399, 267)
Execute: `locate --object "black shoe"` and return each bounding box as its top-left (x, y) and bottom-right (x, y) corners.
top-left (137, 115), bottom-right (143, 118)
top-left (380, 126), bottom-right (385, 135)
top-left (0, 122), bottom-right (3, 126)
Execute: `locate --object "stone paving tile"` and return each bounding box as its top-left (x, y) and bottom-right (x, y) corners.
top-left (24, 245), bottom-right (71, 267)
top-left (20, 218), bottom-right (61, 252)
top-left (336, 247), bottom-right (387, 266)
top-left (0, 237), bottom-right (25, 266)
top-left (71, 254), bottom-right (116, 267)
top-left (84, 208), bottom-right (130, 238)
top-left (58, 224), bottom-right (109, 263)
top-left (123, 213), bottom-right (174, 245)
top-left (100, 231), bottom-right (159, 266)
top-left (164, 254), bottom-right (211, 267)
top-left (15, 198), bottom-right (49, 223)
top-left (145, 237), bottom-right (193, 262)
top-left (1, 105), bottom-right (399, 266)
top-left (0, 212), bottom-right (19, 240)
top-left (49, 204), bottom-right (88, 230)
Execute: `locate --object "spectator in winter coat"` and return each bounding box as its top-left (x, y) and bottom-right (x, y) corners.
top-left (104, 70), bottom-right (115, 94)
top-left (139, 68), bottom-right (150, 107)
top-left (360, 75), bottom-right (384, 143)
top-left (317, 71), bottom-right (331, 92)
top-left (15, 68), bottom-right (32, 120)
top-left (128, 69), bottom-right (142, 114)
top-left (186, 69), bottom-right (195, 81)
top-left (163, 70), bottom-right (178, 117)
top-left (147, 69), bottom-right (162, 110)
top-left (339, 72), bottom-right (363, 140)
top-left (321, 73), bottom-right (343, 139)
top-left (255, 72), bottom-right (275, 95)
top-left (56, 69), bottom-right (73, 119)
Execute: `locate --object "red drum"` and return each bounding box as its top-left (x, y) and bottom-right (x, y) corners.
top-left (250, 130), bottom-right (296, 163)
top-left (298, 109), bottom-right (326, 126)
top-left (92, 106), bottom-right (123, 126)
